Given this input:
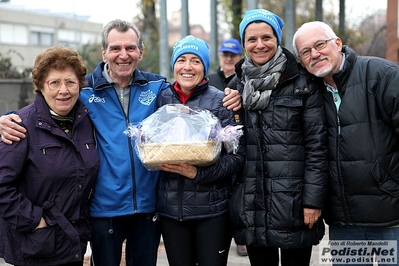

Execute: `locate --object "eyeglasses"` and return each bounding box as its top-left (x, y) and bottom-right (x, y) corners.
top-left (220, 52), bottom-right (240, 58)
top-left (45, 78), bottom-right (80, 91)
top-left (298, 38), bottom-right (334, 59)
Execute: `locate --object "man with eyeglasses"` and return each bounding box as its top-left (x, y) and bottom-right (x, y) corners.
top-left (293, 21), bottom-right (399, 266)
top-left (208, 38), bottom-right (242, 91)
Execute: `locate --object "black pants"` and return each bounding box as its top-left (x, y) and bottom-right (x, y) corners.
top-left (15, 263), bottom-right (82, 266)
top-left (160, 212), bottom-right (232, 266)
top-left (247, 245), bottom-right (312, 266)
top-left (90, 214), bottom-right (161, 266)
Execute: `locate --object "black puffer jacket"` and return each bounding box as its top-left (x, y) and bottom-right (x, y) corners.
top-left (156, 80), bottom-right (245, 221)
top-left (323, 46), bottom-right (399, 227)
top-left (208, 68), bottom-right (227, 90)
top-left (229, 48), bottom-right (328, 248)
top-left (208, 68), bottom-right (235, 91)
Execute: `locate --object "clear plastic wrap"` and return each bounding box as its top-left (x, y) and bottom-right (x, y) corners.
top-left (125, 104), bottom-right (243, 171)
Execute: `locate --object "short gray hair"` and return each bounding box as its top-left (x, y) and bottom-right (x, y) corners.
top-left (101, 19), bottom-right (145, 51)
top-left (292, 21), bottom-right (337, 58)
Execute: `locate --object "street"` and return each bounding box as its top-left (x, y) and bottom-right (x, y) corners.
top-left (0, 225), bottom-right (331, 266)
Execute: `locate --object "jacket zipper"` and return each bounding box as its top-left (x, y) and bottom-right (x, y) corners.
top-left (114, 88), bottom-right (138, 213)
top-left (333, 95), bottom-right (352, 224)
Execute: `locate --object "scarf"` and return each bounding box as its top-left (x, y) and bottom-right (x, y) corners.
top-left (241, 46), bottom-right (287, 110)
top-left (50, 109), bottom-right (75, 138)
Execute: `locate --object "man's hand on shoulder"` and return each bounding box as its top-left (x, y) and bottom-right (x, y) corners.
top-left (0, 114), bottom-right (26, 145)
top-left (223, 87), bottom-right (242, 111)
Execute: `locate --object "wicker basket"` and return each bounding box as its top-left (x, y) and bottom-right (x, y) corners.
top-left (139, 141), bottom-right (219, 169)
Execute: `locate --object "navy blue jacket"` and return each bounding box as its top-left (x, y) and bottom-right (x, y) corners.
top-left (0, 93), bottom-right (99, 265)
top-left (156, 80), bottom-right (245, 220)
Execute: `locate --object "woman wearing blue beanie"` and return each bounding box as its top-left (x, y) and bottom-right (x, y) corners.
top-left (229, 9), bottom-right (328, 266)
top-left (156, 35), bottom-right (245, 266)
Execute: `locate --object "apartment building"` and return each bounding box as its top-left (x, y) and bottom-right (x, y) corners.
top-left (0, 4), bottom-right (102, 71)
top-left (0, 4), bottom-right (103, 113)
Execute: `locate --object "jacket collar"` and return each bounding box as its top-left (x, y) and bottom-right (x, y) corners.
top-left (171, 78), bottom-right (209, 101)
top-left (332, 45), bottom-right (356, 94)
top-left (87, 62), bottom-right (149, 90)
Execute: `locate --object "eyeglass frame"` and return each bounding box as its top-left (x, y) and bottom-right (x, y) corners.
top-left (298, 38), bottom-right (334, 59)
top-left (45, 78), bottom-right (80, 91)
top-left (219, 52), bottom-right (241, 58)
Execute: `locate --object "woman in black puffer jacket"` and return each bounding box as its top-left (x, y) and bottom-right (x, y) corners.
top-left (228, 9), bottom-right (328, 266)
top-left (155, 35), bottom-right (245, 266)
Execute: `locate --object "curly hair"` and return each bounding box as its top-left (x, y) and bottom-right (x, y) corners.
top-left (31, 46), bottom-right (87, 94)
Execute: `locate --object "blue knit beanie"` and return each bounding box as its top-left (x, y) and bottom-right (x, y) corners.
top-left (239, 9), bottom-right (284, 46)
top-left (171, 35), bottom-right (210, 76)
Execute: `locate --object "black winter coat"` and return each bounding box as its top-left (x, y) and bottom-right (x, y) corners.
top-left (208, 68), bottom-right (235, 91)
top-left (323, 46), bottom-right (399, 227)
top-left (156, 80), bottom-right (245, 221)
top-left (208, 68), bottom-right (227, 91)
top-left (229, 48), bottom-right (328, 248)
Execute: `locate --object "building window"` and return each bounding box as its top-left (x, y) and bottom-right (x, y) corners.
top-left (31, 31), bottom-right (53, 46)
top-left (57, 29), bottom-right (77, 48)
top-left (0, 23), bottom-right (28, 45)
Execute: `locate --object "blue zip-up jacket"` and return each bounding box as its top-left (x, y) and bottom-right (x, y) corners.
top-left (80, 62), bottom-right (169, 217)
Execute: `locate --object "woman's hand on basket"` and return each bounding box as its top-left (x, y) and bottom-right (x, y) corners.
top-left (159, 163), bottom-right (197, 179)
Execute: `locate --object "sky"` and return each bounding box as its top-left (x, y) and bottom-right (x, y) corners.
top-left (3, 0), bottom-right (387, 32)
top-left (5, 0), bottom-right (211, 30)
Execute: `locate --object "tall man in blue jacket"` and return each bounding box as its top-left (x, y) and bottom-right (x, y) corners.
top-left (0, 20), bottom-right (241, 266)
top-left (293, 21), bottom-right (399, 266)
